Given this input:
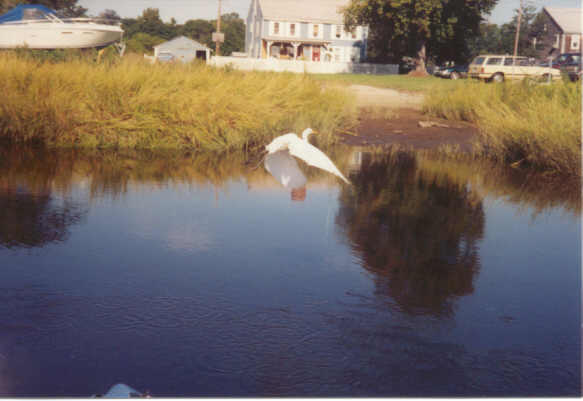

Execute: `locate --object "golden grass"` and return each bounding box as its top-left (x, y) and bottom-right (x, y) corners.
top-left (0, 53), bottom-right (357, 150)
top-left (423, 79), bottom-right (582, 177)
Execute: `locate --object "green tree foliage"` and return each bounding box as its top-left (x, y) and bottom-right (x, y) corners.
top-left (120, 9), bottom-right (245, 56)
top-left (98, 9), bottom-right (121, 21)
top-left (180, 19), bottom-right (214, 47)
top-left (467, 6), bottom-right (546, 60)
top-left (213, 12), bottom-right (245, 56)
top-left (467, 23), bottom-right (503, 56)
top-left (0, 0), bottom-right (87, 17)
top-left (123, 8), bottom-right (177, 40)
top-left (343, 0), bottom-right (497, 70)
top-left (125, 32), bottom-right (166, 54)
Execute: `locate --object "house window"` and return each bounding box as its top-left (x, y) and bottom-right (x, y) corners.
top-left (290, 23), bottom-right (296, 36)
top-left (273, 22), bottom-right (280, 35)
top-left (335, 25), bottom-right (342, 38)
top-left (313, 24), bottom-right (319, 37)
top-left (351, 28), bottom-right (357, 39)
top-left (571, 35), bottom-right (580, 50)
top-left (554, 34), bottom-right (560, 48)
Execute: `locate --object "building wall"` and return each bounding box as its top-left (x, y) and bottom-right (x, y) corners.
top-left (154, 38), bottom-right (210, 62)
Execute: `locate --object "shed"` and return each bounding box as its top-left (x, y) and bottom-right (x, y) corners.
top-left (153, 36), bottom-right (211, 63)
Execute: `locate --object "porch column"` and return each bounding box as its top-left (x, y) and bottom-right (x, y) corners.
top-left (267, 40), bottom-right (273, 58)
top-left (292, 42), bottom-right (299, 60)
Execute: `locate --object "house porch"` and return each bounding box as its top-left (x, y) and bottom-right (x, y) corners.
top-left (261, 38), bottom-right (332, 61)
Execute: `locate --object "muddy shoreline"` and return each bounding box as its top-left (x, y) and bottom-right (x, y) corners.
top-left (342, 85), bottom-right (478, 150)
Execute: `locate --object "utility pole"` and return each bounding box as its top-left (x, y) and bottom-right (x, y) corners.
top-left (216, 0), bottom-right (222, 56)
top-left (513, 0), bottom-right (523, 58)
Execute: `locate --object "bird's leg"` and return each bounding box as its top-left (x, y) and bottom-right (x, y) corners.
top-left (250, 150), bottom-right (268, 170)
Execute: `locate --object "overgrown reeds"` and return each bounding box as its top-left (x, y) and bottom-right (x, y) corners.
top-left (0, 53), bottom-right (356, 150)
top-left (423, 80), bottom-right (581, 177)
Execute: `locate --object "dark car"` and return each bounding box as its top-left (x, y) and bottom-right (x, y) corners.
top-left (442, 64), bottom-right (468, 79)
top-left (544, 53), bottom-right (581, 69)
top-left (560, 55), bottom-right (581, 81)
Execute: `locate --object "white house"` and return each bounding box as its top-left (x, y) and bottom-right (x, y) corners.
top-left (245, 0), bottom-right (368, 63)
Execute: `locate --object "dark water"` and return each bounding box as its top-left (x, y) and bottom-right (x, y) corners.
top-left (0, 146), bottom-right (580, 397)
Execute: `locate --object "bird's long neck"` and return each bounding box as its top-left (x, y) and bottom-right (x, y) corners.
top-left (302, 129), bottom-right (313, 142)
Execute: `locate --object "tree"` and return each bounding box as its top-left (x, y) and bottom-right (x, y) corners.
top-left (122, 8), bottom-right (177, 41)
top-left (467, 22), bottom-right (504, 57)
top-left (125, 32), bottom-right (165, 54)
top-left (343, 0), bottom-right (497, 72)
top-left (98, 9), bottom-right (121, 21)
top-left (180, 19), bottom-right (214, 47)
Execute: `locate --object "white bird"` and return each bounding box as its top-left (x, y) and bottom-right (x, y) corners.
top-left (265, 128), bottom-right (350, 184)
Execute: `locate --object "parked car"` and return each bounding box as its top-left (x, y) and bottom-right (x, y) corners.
top-left (559, 54), bottom-right (581, 81)
top-left (468, 54), bottom-right (561, 82)
top-left (442, 64), bottom-right (468, 79)
top-left (550, 53), bottom-right (581, 69)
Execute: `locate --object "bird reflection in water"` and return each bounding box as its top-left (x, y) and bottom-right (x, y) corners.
top-left (264, 150), bottom-right (308, 201)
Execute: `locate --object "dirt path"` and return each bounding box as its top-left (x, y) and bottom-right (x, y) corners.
top-left (348, 84), bottom-right (424, 109)
top-left (342, 84), bottom-right (478, 150)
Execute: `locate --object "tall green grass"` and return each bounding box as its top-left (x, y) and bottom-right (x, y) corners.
top-left (0, 53), bottom-right (356, 150)
top-left (423, 80), bottom-right (581, 177)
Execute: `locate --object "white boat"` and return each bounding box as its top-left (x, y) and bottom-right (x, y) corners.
top-left (0, 4), bottom-right (123, 49)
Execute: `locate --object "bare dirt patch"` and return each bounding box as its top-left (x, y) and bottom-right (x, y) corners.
top-left (341, 84), bottom-right (478, 150)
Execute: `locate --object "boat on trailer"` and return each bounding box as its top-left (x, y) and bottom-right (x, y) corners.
top-left (0, 5), bottom-right (123, 49)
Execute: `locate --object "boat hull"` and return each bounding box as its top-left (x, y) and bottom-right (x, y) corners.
top-left (0, 23), bottom-right (123, 49)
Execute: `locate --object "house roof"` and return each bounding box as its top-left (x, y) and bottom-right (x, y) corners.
top-left (258, 0), bottom-right (350, 24)
top-left (544, 7), bottom-right (582, 34)
top-left (154, 36), bottom-right (209, 51)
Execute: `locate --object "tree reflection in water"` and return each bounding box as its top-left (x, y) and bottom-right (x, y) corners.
top-left (0, 147), bottom-right (85, 249)
top-left (336, 151), bottom-right (485, 317)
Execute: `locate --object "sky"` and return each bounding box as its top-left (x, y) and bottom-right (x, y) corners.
top-left (78, 0), bottom-right (582, 25)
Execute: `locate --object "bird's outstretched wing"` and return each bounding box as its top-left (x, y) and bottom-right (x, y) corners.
top-left (288, 140), bottom-right (350, 184)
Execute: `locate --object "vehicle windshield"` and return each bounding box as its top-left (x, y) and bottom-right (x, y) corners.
top-left (471, 56), bottom-right (485, 65)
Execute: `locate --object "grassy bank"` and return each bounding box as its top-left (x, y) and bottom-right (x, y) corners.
top-left (423, 80), bottom-right (581, 177)
top-left (0, 53), bottom-right (356, 150)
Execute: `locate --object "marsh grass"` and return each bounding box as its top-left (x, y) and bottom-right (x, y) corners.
top-left (0, 53), bottom-right (356, 150)
top-left (423, 80), bottom-right (581, 177)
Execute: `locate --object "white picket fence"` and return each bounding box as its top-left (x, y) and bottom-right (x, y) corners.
top-left (209, 56), bottom-right (398, 75)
